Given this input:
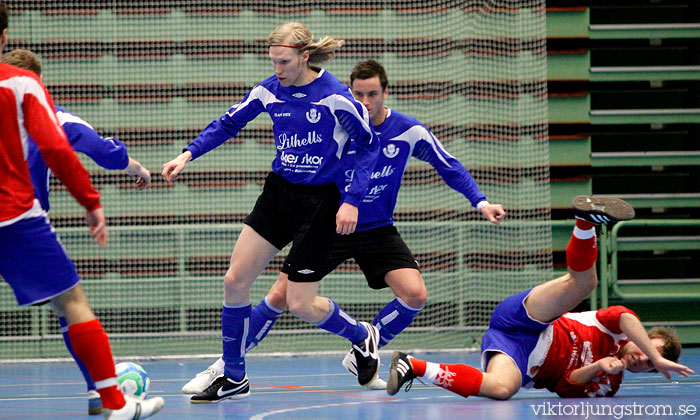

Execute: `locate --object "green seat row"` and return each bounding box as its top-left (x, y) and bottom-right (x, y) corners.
top-left (115, 134), bottom-right (548, 171)
top-left (39, 52), bottom-right (545, 86)
top-left (48, 176), bottom-right (558, 218)
top-left (548, 52), bottom-right (700, 82)
top-left (591, 151), bottom-right (700, 167)
top-left (53, 93), bottom-right (552, 129)
top-left (56, 221), bottom-right (565, 259)
top-left (14, 8), bottom-right (547, 42)
top-left (547, 7), bottom-right (700, 39)
top-left (595, 193), bottom-right (700, 209)
top-left (590, 109), bottom-right (700, 125)
top-left (52, 92), bottom-right (700, 128)
top-left (590, 23), bottom-right (700, 40)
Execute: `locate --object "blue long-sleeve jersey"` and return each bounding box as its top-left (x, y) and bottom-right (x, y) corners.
top-left (341, 108), bottom-right (487, 231)
top-left (185, 69), bottom-right (378, 207)
top-left (27, 105), bottom-right (129, 211)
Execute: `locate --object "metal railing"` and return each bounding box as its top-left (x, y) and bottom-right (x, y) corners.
top-left (598, 219), bottom-right (700, 308)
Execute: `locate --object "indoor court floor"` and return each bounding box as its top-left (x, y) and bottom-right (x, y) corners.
top-left (0, 349), bottom-right (698, 419)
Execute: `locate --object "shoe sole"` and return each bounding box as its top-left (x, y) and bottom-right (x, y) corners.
top-left (364, 377), bottom-right (388, 390)
top-left (573, 196), bottom-right (635, 222)
top-left (190, 391), bottom-right (250, 404)
top-left (386, 351), bottom-right (403, 396)
top-left (88, 407), bottom-right (103, 415)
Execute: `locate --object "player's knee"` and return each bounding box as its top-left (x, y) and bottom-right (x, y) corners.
top-left (286, 296), bottom-right (312, 319)
top-left (587, 276), bottom-right (598, 293)
top-left (287, 303), bottom-right (312, 321)
top-left (399, 285), bottom-right (427, 309)
top-left (266, 288), bottom-right (288, 310)
top-left (223, 269), bottom-right (249, 295)
top-left (488, 385), bottom-right (517, 400)
top-left (579, 274), bottom-right (598, 294)
top-left (49, 299), bottom-right (66, 317)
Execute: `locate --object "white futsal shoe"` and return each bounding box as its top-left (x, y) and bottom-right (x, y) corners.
top-left (102, 395), bottom-right (164, 419)
top-left (342, 348), bottom-right (387, 390)
top-left (182, 358), bottom-right (224, 394)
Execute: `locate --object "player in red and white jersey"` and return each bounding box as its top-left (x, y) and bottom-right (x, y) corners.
top-left (386, 196), bottom-right (694, 399)
top-left (0, 64), bottom-right (100, 223)
top-left (530, 305), bottom-right (645, 397)
top-left (0, 3), bottom-right (163, 418)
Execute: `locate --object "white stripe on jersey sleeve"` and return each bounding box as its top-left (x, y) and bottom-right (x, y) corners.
top-left (226, 84), bottom-right (282, 118)
top-left (562, 311), bottom-right (628, 342)
top-left (0, 76), bottom-right (61, 159)
top-left (314, 94), bottom-right (374, 158)
top-left (57, 110), bottom-right (95, 130)
top-left (389, 125), bottom-right (455, 167)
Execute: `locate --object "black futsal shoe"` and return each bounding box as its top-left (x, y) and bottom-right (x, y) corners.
top-left (353, 321), bottom-right (380, 386)
top-left (387, 351), bottom-right (417, 396)
top-left (190, 374), bottom-right (250, 403)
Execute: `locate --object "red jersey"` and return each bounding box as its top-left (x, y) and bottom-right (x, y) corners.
top-left (0, 63), bottom-right (100, 224)
top-left (530, 306), bottom-right (638, 397)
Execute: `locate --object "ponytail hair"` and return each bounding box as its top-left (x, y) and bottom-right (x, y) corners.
top-left (268, 22), bottom-right (344, 64)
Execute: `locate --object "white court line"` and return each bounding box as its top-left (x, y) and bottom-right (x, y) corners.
top-left (0, 396), bottom-right (90, 401)
top-left (250, 400), bottom-right (386, 420)
top-left (250, 394), bottom-right (470, 420)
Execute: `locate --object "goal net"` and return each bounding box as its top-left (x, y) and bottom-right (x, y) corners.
top-left (1, 0), bottom-right (551, 359)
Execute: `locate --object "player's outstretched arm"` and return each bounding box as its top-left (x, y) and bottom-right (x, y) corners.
top-left (619, 313), bottom-right (695, 379)
top-left (162, 151), bottom-right (192, 182)
top-left (652, 357), bottom-right (694, 379)
top-left (125, 157), bottom-right (152, 190)
top-left (480, 204), bottom-right (506, 225)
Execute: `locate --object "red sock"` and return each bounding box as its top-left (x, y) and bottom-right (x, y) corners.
top-left (566, 219), bottom-right (598, 272)
top-left (410, 357), bottom-right (427, 376)
top-left (411, 358), bottom-right (483, 398)
top-left (68, 319), bottom-right (125, 409)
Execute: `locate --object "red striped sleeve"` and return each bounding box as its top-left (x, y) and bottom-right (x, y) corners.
top-left (3, 67), bottom-right (102, 212)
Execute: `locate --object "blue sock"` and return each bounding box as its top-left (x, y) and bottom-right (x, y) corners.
top-left (316, 299), bottom-right (367, 344)
top-left (245, 296), bottom-right (283, 352)
top-left (58, 316), bottom-right (96, 392)
top-left (221, 302), bottom-right (251, 381)
top-left (373, 298), bottom-right (423, 348)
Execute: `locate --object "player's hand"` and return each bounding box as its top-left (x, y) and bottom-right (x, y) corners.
top-left (162, 151), bottom-right (192, 182)
top-left (651, 357), bottom-right (695, 380)
top-left (336, 203), bottom-right (358, 235)
top-left (125, 157), bottom-right (151, 190)
top-left (481, 204), bottom-right (506, 225)
top-left (597, 357), bottom-right (626, 375)
top-left (85, 207), bottom-right (108, 248)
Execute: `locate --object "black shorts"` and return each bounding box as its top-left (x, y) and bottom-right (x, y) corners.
top-left (321, 225), bottom-right (420, 289)
top-left (244, 172), bottom-right (340, 283)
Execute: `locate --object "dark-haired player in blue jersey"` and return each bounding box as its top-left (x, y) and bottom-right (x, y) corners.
top-left (181, 59), bottom-right (506, 393)
top-left (162, 22), bottom-right (381, 403)
top-left (2, 48), bottom-right (152, 416)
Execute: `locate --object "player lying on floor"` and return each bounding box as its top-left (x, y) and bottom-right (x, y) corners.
top-left (387, 196), bottom-right (694, 399)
